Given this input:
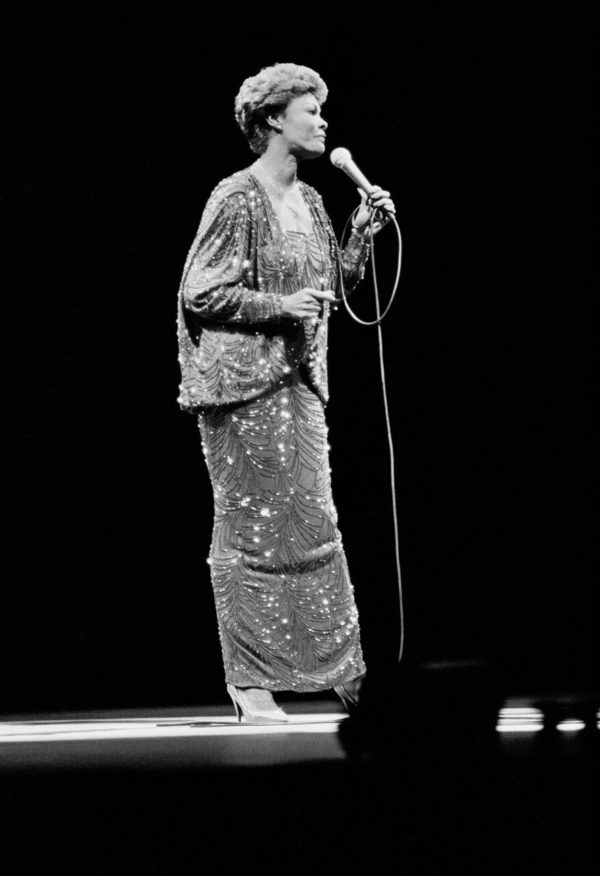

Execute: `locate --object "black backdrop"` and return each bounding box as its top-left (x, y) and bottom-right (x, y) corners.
top-left (4, 0), bottom-right (593, 712)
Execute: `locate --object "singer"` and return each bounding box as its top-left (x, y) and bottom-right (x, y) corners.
top-left (176, 62), bottom-right (395, 723)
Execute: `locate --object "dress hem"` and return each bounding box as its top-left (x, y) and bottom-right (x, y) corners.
top-left (224, 667), bottom-right (367, 694)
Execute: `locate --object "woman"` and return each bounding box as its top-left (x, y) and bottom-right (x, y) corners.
top-left (177, 63), bottom-right (395, 723)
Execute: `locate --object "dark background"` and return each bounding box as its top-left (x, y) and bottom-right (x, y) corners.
top-left (3, 0), bottom-right (593, 713)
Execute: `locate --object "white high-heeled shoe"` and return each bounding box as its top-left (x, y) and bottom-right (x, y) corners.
top-left (227, 684), bottom-right (289, 724)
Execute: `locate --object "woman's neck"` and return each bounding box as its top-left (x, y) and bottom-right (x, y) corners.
top-left (254, 145), bottom-right (299, 191)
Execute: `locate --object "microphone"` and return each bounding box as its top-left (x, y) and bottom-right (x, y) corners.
top-left (330, 147), bottom-right (377, 196)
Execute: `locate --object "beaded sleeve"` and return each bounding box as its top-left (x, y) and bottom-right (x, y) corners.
top-left (182, 189), bottom-right (283, 324)
top-left (339, 227), bottom-right (371, 295)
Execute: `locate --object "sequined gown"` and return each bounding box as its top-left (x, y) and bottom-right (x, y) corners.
top-left (177, 168), bottom-right (371, 692)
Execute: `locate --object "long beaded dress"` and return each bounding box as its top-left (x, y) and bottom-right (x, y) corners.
top-left (177, 168), bottom-right (371, 692)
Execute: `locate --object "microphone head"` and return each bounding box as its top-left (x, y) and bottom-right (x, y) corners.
top-left (330, 147), bottom-right (352, 168)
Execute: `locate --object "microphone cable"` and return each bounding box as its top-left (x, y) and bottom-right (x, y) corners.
top-left (336, 210), bottom-right (405, 664)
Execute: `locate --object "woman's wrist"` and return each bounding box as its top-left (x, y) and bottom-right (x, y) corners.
top-left (350, 222), bottom-right (372, 241)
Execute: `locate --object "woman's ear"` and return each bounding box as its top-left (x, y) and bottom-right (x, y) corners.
top-left (266, 114), bottom-right (283, 132)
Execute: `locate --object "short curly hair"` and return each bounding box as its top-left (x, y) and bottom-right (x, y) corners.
top-left (234, 62), bottom-right (328, 155)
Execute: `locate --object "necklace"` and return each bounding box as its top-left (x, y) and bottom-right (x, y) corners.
top-left (258, 165), bottom-right (301, 218)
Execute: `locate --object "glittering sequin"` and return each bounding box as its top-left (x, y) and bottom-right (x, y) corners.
top-left (177, 166), bottom-right (370, 692)
top-left (198, 371), bottom-right (365, 691)
top-left (176, 168), bottom-right (370, 411)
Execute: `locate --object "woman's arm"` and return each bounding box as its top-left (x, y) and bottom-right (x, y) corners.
top-left (181, 188), bottom-right (283, 324)
top-left (339, 226), bottom-right (372, 294)
top-left (339, 185), bottom-right (396, 294)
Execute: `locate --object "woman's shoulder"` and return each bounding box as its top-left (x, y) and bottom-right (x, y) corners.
top-left (198, 168), bottom-right (261, 228)
top-left (194, 167), bottom-right (268, 237)
top-left (207, 167), bottom-right (259, 205)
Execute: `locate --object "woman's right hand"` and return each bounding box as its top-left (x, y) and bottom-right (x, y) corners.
top-left (281, 287), bottom-right (336, 320)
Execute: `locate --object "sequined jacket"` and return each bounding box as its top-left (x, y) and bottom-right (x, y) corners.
top-left (177, 168), bottom-right (370, 411)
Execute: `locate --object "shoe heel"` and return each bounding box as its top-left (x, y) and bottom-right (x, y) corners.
top-left (225, 684), bottom-right (288, 724)
top-left (226, 684), bottom-right (243, 723)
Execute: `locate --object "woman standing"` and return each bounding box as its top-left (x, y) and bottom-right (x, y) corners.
top-left (177, 63), bottom-right (395, 722)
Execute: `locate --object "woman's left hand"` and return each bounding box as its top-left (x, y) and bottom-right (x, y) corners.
top-left (353, 186), bottom-right (396, 235)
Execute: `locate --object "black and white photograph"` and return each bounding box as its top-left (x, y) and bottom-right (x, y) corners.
top-left (2, 1), bottom-right (594, 872)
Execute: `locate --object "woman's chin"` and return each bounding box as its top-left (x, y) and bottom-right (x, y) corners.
top-left (301, 141), bottom-right (327, 160)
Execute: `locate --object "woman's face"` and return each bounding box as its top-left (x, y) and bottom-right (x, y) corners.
top-left (276, 94), bottom-right (328, 159)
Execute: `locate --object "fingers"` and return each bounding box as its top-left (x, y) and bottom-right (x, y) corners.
top-left (357, 185), bottom-right (396, 212)
top-left (309, 289), bottom-right (336, 302)
top-left (282, 288), bottom-right (336, 319)
top-left (354, 186), bottom-right (396, 233)
top-left (367, 187), bottom-right (396, 215)
top-left (367, 187), bottom-right (388, 202)
top-left (297, 287), bottom-right (335, 301)
top-left (370, 195), bottom-right (395, 212)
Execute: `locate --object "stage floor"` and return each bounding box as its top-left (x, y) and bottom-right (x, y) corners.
top-left (0, 695), bottom-right (594, 874)
top-left (0, 699), bottom-right (348, 769)
top-left (1, 695), bottom-right (596, 770)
